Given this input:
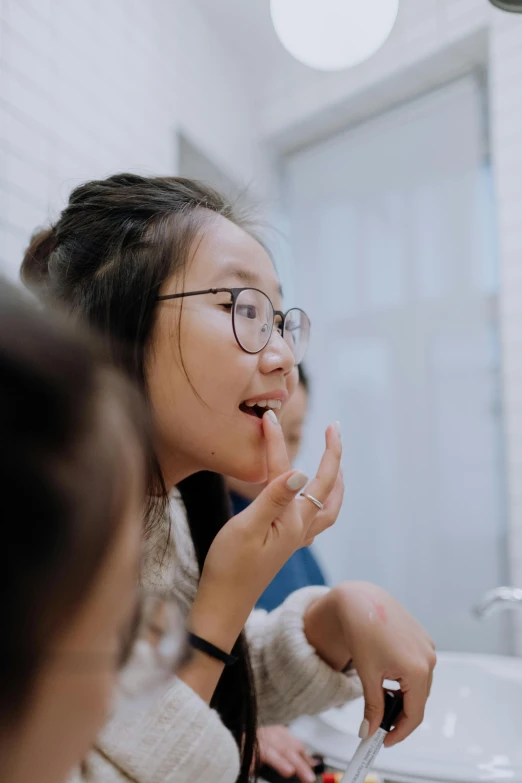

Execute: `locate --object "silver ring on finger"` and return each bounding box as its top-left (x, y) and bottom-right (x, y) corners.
top-left (300, 492), bottom-right (324, 510)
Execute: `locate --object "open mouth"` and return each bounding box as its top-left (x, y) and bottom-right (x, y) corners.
top-left (239, 403), bottom-right (268, 419)
top-left (239, 400), bottom-right (282, 419)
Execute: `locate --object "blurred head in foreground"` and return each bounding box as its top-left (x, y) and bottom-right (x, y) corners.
top-left (0, 282), bottom-right (149, 783)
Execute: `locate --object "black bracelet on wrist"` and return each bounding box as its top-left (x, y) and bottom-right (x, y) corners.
top-left (188, 633), bottom-right (238, 666)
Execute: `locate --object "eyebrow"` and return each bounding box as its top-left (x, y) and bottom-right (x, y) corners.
top-left (210, 262), bottom-right (283, 297)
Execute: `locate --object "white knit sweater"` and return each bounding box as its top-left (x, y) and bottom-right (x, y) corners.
top-left (73, 492), bottom-right (362, 783)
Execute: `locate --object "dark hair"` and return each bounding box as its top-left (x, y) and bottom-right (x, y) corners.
top-left (0, 281), bottom-right (148, 723)
top-left (21, 173), bottom-right (260, 781)
top-left (297, 363), bottom-right (309, 394)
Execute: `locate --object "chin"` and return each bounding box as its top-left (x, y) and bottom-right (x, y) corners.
top-left (225, 455), bottom-right (267, 485)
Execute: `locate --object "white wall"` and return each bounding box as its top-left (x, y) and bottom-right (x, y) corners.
top-left (0, 0), bottom-right (264, 280)
top-left (489, 10), bottom-right (522, 653)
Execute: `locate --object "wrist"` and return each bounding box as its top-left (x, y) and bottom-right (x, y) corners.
top-left (304, 588), bottom-right (350, 671)
top-left (177, 647), bottom-right (226, 703)
top-left (189, 587), bottom-right (246, 654)
top-left (188, 633), bottom-right (238, 666)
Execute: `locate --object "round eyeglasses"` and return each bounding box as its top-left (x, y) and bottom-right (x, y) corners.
top-left (157, 287), bottom-right (311, 365)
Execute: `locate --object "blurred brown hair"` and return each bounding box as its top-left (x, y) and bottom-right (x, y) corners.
top-left (0, 280), bottom-right (150, 722)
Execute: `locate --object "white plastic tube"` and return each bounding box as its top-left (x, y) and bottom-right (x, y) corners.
top-left (341, 691), bottom-right (403, 783)
top-left (340, 728), bottom-right (387, 783)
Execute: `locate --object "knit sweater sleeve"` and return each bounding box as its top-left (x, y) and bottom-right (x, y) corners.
top-left (246, 586), bottom-right (363, 726)
top-left (70, 675), bottom-right (239, 783)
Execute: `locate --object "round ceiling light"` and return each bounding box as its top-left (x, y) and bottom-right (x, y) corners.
top-left (270, 0), bottom-right (400, 71)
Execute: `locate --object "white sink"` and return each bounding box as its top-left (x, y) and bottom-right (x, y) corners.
top-left (291, 652), bottom-right (522, 783)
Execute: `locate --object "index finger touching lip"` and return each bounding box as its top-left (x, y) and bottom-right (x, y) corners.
top-left (263, 410), bottom-right (291, 483)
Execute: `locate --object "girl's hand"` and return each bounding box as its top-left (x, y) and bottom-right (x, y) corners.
top-left (256, 726), bottom-right (317, 783)
top-left (304, 582), bottom-right (437, 747)
top-left (190, 411), bottom-right (343, 652)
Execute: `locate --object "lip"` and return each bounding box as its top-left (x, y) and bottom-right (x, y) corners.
top-left (240, 409), bottom-right (265, 430)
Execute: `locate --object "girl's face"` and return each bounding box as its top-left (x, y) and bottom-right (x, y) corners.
top-left (148, 215), bottom-right (298, 486)
top-left (3, 440), bottom-right (144, 783)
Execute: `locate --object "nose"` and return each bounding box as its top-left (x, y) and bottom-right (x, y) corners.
top-left (258, 328), bottom-right (295, 377)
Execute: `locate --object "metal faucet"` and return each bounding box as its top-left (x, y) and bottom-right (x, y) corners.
top-left (473, 586), bottom-right (522, 619)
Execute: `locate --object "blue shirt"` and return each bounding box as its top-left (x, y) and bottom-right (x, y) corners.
top-left (229, 491), bottom-right (327, 613)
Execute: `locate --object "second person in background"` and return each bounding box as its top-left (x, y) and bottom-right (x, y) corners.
top-left (228, 364), bottom-right (327, 614)
top-left (228, 364), bottom-right (328, 782)
top-left (23, 174), bottom-right (436, 783)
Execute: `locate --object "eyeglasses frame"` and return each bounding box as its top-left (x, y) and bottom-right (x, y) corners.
top-left (156, 287), bottom-right (310, 360)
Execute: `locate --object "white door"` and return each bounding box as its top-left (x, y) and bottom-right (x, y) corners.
top-left (282, 77), bottom-right (510, 654)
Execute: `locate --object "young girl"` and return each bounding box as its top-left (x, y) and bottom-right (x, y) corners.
top-left (0, 283), bottom-right (150, 783)
top-left (22, 174), bottom-right (436, 783)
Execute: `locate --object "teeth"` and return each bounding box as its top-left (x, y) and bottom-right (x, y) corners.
top-left (244, 399), bottom-right (282, 409)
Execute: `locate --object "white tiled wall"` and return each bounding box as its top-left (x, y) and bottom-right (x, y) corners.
top-left (0, 0), bottom-right (262, 280)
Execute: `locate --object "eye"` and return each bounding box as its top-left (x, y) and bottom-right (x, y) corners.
top-left (220, 302), bottom-right (233, 312)
top-left (236, 303), bottom-right (258, 320)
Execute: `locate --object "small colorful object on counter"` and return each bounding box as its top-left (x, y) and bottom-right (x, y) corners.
top-left (322, 774), bottom-right (381, 783)
top-left (322, 773), bottom-right (343, 783)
